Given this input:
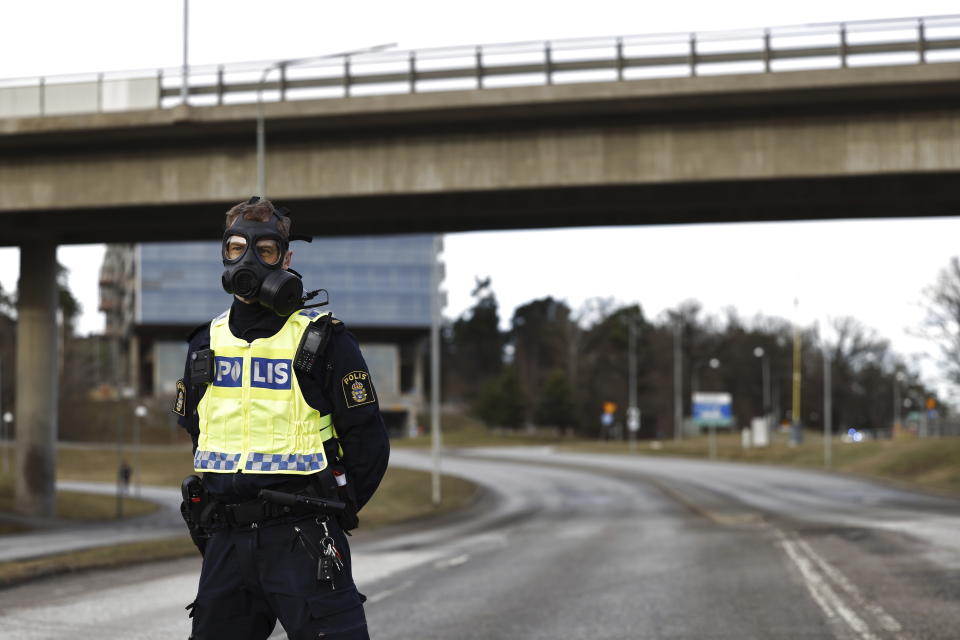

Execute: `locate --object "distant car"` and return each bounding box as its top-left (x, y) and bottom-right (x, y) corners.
top-left (841, 427), bottom-right (866, 443)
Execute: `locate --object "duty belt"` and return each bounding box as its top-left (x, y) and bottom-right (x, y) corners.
top-left (207, 488), bottom-right (326, 529)
top-left (221, 497), bottom-right (314, 528)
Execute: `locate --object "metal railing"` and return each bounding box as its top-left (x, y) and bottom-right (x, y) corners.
top-left (1, 14), bottom-right (959, 119)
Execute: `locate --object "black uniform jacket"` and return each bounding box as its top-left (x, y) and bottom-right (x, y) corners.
top-left (176, 298), bottom-right (390, 510)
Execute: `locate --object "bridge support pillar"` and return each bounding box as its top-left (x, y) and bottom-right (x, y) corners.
top-left (14, 241), bottom-right (59, 517)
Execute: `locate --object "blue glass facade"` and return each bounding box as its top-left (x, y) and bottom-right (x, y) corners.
top-left (138, 235), bottom-right (436, 328)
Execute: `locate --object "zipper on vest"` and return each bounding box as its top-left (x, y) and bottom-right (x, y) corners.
top-left (240, 341), bottom-right (252, 472)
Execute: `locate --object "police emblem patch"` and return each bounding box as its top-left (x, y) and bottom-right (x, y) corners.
top-left (172, 379), bottom-right (186, 416)
top-left (342, 371), bottom-right (376, 408)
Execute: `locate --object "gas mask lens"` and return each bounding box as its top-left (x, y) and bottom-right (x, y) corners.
top-left (255, 238), bottom-right (282, 266)
top-left (223, 235), bottom-right (248, 262)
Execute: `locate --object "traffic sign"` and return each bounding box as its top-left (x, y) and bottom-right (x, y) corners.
top-left (603, 402), bottom-right (617, 415)
top-left (627, 406), bottom-right (640, 432)
top-left (692, 392), bottom-right (733, 427)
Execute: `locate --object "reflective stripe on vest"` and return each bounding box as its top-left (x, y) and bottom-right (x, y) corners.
top-left (195, 308), bottom-right (337, 475)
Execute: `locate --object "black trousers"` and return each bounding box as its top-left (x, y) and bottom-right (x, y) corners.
top-left (189, 514), bottom-right (369, 640)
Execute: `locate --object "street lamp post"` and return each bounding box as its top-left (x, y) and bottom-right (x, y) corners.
top-left (627, 312), bottom-right (640, 452)
top-left (181, 0), bottom-right (190, 104)
top-left (1, 412), bottom-right (11, 475)
top-left (255, 44), bottom-right (396, 197)
top-left (823, 346), bottom-right (832, 470)
top-left (134, 405), bottom-right (147, 497)
top-left (673, 321), bottom-right (683, 441)
top-left (893, 372), bottom-right (905, 437)
top-left (0, 358), bottom-right (5, 474)
top-left (704, 358), bottom-right (720, 460)
top-left (430, 235), bottom-right (443, 507)
top-left (753, 346), bottom-right (770, 428)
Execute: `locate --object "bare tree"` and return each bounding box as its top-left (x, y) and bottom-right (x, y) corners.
top-left (921, 257), bottom-right (960, 385)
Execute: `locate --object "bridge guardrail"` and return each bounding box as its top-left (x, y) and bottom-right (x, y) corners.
top-left (1, 14), bottom-right (959, 119)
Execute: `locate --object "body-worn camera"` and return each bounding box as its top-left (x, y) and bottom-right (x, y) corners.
top-left (189, 348), bottom-right (215, 386)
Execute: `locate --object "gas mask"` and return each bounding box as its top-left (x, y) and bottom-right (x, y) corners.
top-left (220, 205), bottom-right (326, 316)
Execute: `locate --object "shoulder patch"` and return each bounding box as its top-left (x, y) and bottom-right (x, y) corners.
top-left (172, 379), bottom-right (186, 416)
top-left (341, 370), bottom-right (376, 408)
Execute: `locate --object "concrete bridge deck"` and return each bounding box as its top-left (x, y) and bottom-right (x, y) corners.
top-left (2, 61), bottom-right (959, 246)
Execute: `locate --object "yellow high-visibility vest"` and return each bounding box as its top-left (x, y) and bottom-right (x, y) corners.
top-left (194, 308), bottom-right (336, 475)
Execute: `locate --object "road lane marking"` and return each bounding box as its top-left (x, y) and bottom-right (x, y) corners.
top-left (433, 553), bottom-right (470, 569)
top-left (367, 579), bottom-right (416, 604)
top-left (353, 550), bottom-right (446, 585)
top-left (794, 537), bottom-right (912, 640)
top-left (776, 529), bottom-right (879, 640)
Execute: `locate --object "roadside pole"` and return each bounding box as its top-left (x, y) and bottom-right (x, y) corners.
top-left (1, 413), bottom-right (10, 475)
top-left (134, 405), bottom-right (147, 497)
top-left (823, 346), bottom-right (832, 470)
top-left (181, 0), bottom-right (189, 104)
top-left (791, 313), bottom-right (803, 444)
top-left (430, 235), bottom-right (442, 507)
top-left (0, 358), bottom-right (5, 474)
top-left (627, 314), bottom-right (639, 452)
top-left (116, 415), bottom-right (124, 519)
top-left (673, 322), bottom-right (683, 441)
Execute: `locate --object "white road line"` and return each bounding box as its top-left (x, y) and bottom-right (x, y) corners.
top-left (433, 553), bottom-right (470, 569)
top-left (367, 580), bottom-right (417, 604)
top-left (795, 537), bottom-right (912, 640)
top-left (776, 530), bottom-right (879, 640)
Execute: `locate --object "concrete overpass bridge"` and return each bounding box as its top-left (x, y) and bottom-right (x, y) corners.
top-left (3, 14), bottom-right (960, 514)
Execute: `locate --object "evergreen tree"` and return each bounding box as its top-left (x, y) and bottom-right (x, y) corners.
top-left (534, 369), bottom-right (576, 429)
top-left (474, 366), bottom-right (526, 429)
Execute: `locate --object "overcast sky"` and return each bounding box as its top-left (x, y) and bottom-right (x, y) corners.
top-left (2, 0), bottom-right (959, 393)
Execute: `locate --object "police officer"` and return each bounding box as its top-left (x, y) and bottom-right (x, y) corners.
top-left (174, 197), bottom-right (389, 640)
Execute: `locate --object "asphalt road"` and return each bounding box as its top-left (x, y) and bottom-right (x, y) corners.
top-left (1, 446), bottom-right (958, 639)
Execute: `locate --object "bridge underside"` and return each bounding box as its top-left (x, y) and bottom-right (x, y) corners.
top-left (3, 62), bottom-right (960, 245)
top-left (6, 173), bottom-right (960, 246)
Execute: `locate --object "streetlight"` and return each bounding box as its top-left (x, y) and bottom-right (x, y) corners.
top-left (181, 0), bottom-right (190, 104)
top-left (753, 347), bottom-right (770, 422)
top-left (0, 358), bottom-right (5, 473)
top-left (255, 44), bottom-right (397, 197)
top-left (1, 411), bottom-right (11, 474)
top-left (691, 357), bottom-right (719, 395)
top-left (134, 405), bottom-right (147, 497)
top-left (700, 357), bottom-right (720, 460)
top-left (672, 321), bottom-right (683, 442)
top-left (626, 312), bottom-right (640, 452)
top-left (893, 371), bottom-right (906, 437)
top-left (430, 235), bottom-right (443, 507)
top-left (823, 345), bottom-right (832, 470)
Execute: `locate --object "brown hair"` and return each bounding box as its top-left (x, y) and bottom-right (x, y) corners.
top-left (224, 197), bottom-right (291, 240)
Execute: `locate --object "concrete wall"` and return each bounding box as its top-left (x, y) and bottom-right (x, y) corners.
top-left (1, 62), bottom-right (959, 244)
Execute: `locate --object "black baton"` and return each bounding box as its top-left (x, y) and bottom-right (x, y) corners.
top-left (259, 488), bottom-right (346, 513)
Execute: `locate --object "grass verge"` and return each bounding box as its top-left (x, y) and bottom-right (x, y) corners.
top-left (561, 433), bottom-right (960, 495)
top-left (56, 446), bottom-right (196, 486)
top-left (395, 411), bottom-right (577, 449)
top-left (0, 472), bottom-right (158, 522)
top-left (360, 466), bottom-right (479, 529)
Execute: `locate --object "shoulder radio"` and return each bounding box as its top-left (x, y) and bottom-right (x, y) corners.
top-left (294, 315), bottom-right (334, 375)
